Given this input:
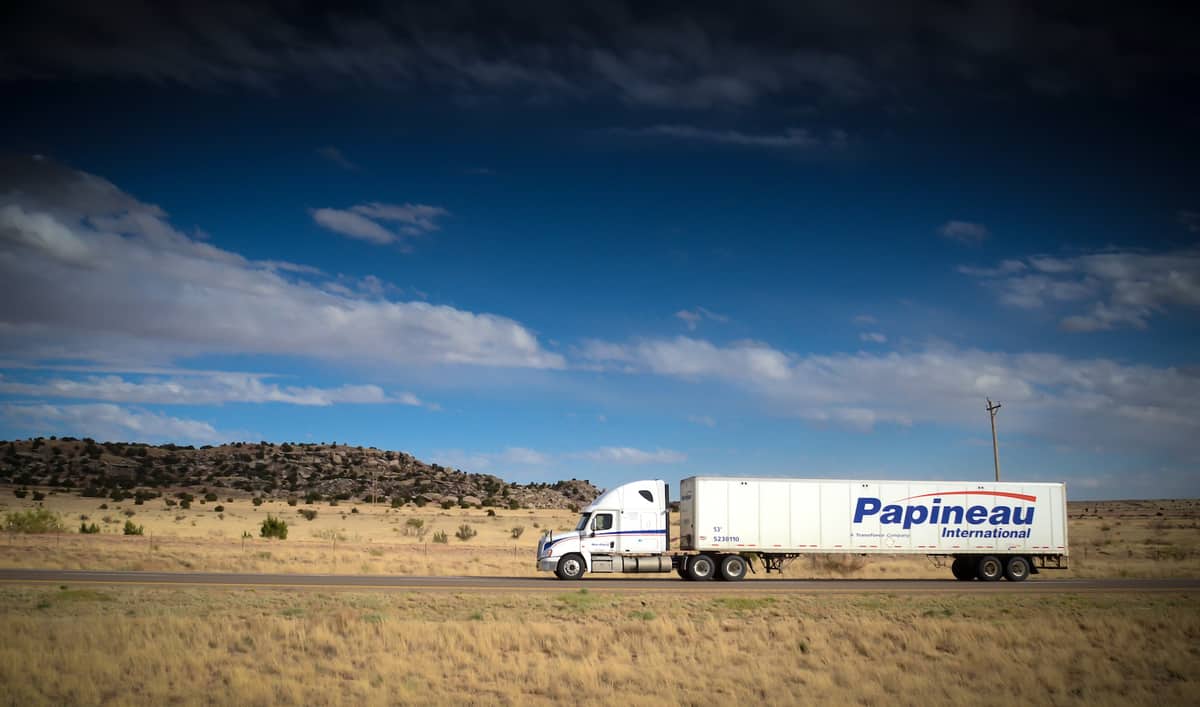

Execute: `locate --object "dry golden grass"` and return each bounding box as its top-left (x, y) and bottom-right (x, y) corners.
top-left (0, 586), bottom-right (1196, 706)
top-left (1, 491), bottom-right (1198, 579)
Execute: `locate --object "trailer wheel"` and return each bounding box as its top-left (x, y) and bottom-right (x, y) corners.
top-left (555, 553), bottom-right (586, 580)
top-left (717, 554), bottom-right (748, 582)
top-left (976, 555), bottom-right (1004, 582)
top-left (1004, 556), bottom-right (1031, 582)
top-left (686, 554), bottom-right (716, 581)
top-left (950, 557), bottom-right (975, 581)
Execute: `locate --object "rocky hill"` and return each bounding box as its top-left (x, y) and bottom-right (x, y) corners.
top-left (0, 437), bottom-right (600, 510)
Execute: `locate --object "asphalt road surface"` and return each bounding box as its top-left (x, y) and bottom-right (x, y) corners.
top-left (0, 569), bottom-right (1196, 594)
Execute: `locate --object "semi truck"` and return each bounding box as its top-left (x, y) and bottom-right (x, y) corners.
top-left (536, 476), bottom-right (1068, 582)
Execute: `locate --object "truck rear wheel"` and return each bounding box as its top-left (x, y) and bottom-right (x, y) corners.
top-left (976, 555), bottom-right (1004, 582)
top-left (555, 553), bottom-right (586, 580)
top-left (1004, 556), bottom-right (1031, 582)
top-left (717, 554), bottom-right (747, 581)
top-left (950, 557), bottom-right (975, 580)
top-left (686, 554), bottom-right (716, 581)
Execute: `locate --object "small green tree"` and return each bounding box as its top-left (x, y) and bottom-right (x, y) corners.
top-left (260, 515), bottom-right (288, 539)
top-left (432, 530), bottom-right (449, 544)
top-left (123, 520), bottom-right (144, 536)
top-left (4, 508), bottom-right (66, 533)
top-left (455, 524), bottom-right (478, 542)
top-left (80, 522), bottom-right (100, 534)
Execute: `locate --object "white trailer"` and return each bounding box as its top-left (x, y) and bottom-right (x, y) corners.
top-left (536, 476), bottom-right (1068, 582)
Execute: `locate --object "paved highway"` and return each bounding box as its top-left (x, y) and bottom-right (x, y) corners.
top-left (0, 569), bottom-right (1196, 594)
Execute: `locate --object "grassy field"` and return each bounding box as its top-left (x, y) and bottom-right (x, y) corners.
top-left (1, 490), bottom-right (1197, 705)
top-left (0, 491), bottom-right (1197, 579)
top-left (0, 586), bottom-right (1196, 706)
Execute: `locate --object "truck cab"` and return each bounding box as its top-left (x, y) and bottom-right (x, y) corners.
top-left (536, 479), bottom-right (671, 579)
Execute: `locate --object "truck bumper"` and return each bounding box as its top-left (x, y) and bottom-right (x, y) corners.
top-left (537, 557), bottom-right (558, 573)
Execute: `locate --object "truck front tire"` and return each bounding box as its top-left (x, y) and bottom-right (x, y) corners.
top-left (686, 554), bottom-right (716, 581)
top-left (717, 554), bottom-right (747, 581)
top-left (555, 553), bottom-right (586, 580)
top-left (976, 555), bottom-right (1004, 582)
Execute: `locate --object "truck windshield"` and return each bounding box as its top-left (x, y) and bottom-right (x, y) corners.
top-left (574, 514), bottom-right (590, 531)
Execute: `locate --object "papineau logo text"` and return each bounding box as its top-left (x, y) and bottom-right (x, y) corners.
top-left (853, 491), bottom-right (1037, 530)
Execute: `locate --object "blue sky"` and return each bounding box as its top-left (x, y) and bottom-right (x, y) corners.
top-left (1, 2), bottom-right (1198, 499)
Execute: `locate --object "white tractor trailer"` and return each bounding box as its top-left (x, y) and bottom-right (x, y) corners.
top-left (536, 476), bottom-right (1068, 582)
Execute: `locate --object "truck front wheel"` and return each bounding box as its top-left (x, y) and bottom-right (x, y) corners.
top-left (686, 554), bottom-right (716, 581)
top-left (717, 554), bottom-right (748, 581)
top-left (555, 553), bottom-right (586, 580)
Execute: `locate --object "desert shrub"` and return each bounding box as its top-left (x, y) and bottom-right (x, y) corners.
top-left (440, 500), bottom-right (454, 510)
top-left (204, 492), bottom-right (218, 502)
top-left (164, 498), bottom-right (177, 507)
top-left (213, 505), bottom-right (225, 513)
top-left (98, 503), bottom-right (108, 510)
top-left (299, 509), bottom-right (318, 521)
top-left (123, 520), bottom-right (144, 536)
top-left (508, 499), bottom-right (521, 510)
top-left (287, 497), bottom-right (298, 506)
top-left (13, 488), bottom-right (27, 499)
top-left (252, 496), bottom-right (263, 506)
top-left (80, 522), bottom-right (100, 534)
top-left (455, 524), bottom-right (478, 542)
top-left (179, 499), bottom-right (191, 509)
top-left (486, 509), bottom-right (496, 517)
top-left (32, 491), bottom-right (46, 502)
top-left (390, 497), bottom-right (404, 508)
top-left (260, 515), bottom-right (288, 539)
top-left (511, 526), bottom-right (525, 539)
top-left (123, 509), bottom-right (136, 517)
top-left (414, 497), bottom-right (427, 508)
top-left (4, 508), bottom-right (66, 533)
top-left (432, 530), bottom-right (449, 544)
top-left (351, 507), bottom-right (359, 514)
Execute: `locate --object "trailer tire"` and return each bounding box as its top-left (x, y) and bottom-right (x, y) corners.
top-left (950, 557), bottom-right (976, 581)
top-left (555, 553), bottom-right (586, 581)
top-left (687, 554), bottom-right (716, 581)
top-left (717, 554), bottom-right (748, 582)
top-left (1004, 556), bottom-right (1031, 582)
top-left (976, 555), bottom-right (1004, 582)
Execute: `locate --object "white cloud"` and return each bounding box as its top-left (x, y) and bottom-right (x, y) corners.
top-left (1179, 210), bottom-right (1199, 233)
top-left (311, 208), bottom-right (396, 244)
top-left (313, 202), bottom-right (450, 245)
top-left (433, 445), bottom-right (685, 472)
top-left (2, 403), bottom-right (228, 444)
top-left (852, 314), bottom-right (877, 325)
top-left (938, 220), bottom-right (990, 245)
top-left (580, 336), bottom-right (1200, 458)
top-left (577, 447), bottom-right (688, 464)
top-left (0, 373), bottom-right (422, 407)
top-left (859, 332), bottom-right (887, 343)
top-left (316, 146), bottom-right (357, 170)
top-left (0, 156), bottom-right (562, 370)
top-left (963, 248), bottom-right (1200, 331)
top-left (674, 306), bottom-right (729, 331)
top-left (688, 414), bottom-right (716, 428)
top-left (618, 125), bottom-right (848, 150)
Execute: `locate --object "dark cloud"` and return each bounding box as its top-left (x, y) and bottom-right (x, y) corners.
top-left (2, 2), bottom-right (1196, 108)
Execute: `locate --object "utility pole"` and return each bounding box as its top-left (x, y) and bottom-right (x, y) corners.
top-left (986, 398), bottom-right (1002, 482)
